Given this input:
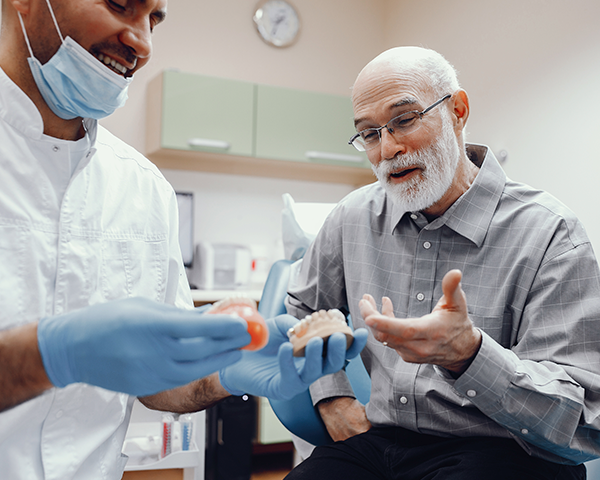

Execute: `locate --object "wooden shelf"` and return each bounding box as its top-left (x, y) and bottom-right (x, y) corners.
top-left (148, 148), bottom-right (376, 187)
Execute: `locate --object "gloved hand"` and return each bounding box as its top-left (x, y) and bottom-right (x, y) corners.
top-left (219, 314), bottom-right (369, 400)
top-left (37, 297), bottom-right (251, 396)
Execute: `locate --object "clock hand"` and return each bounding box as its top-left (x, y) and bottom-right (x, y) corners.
top-left (271, 14), bottom-right (285, 35)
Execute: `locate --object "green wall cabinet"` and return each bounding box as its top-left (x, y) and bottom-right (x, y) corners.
top-left (146, 71), bottom-right (375, 186)
top-left (150, 70), bottom-right (255, 156)
top-left (255, 85), bottom-right (370, 169)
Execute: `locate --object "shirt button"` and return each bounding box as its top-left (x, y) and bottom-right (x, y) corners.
top-left (423, 241), bottom-right (431, 249)
top-left (416, 293), bottom-right (425, 301)
top-left (55, 410), bottom-right (63, 419)
top-left (399, 396), bottom-right (408, 404)
top-left (53, 146), bottom-right (60, 152)
top-left (410, 214), bottom-right (418, 220)
top-left (466, 389), bottom-right (477, 398)
top-left (521, 428), bottom-right (529, 435)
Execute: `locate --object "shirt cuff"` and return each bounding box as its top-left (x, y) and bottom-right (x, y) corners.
top-left (447, 330), bottom-right (518, 407)
top-left (309, 370), bottom-right (356, 406)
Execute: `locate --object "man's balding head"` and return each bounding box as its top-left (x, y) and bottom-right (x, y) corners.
top-left (353, 46), bottom-right (460, 104)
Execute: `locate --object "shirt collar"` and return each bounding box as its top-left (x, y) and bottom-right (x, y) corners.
top-left (390, 144), bottom-right (506, 247)
top-left (440, 144), bottom-right (505, 247)
top-left (0, 66), bottom-right (98, 142)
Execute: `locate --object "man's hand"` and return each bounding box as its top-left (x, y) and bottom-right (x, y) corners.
top-left (359, 269), bottom-right (481, 375)
top-left (317, 396), bottom-right (372, 442)
top-left (219, 314), bottom-right (369, 400)
top-left (37, 297), bottom-right (252, 396)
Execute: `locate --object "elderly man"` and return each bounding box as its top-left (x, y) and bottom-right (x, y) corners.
top-left (0, 0), bottom-right (367, 478)
top-left (285, 46), bottom-right (600, 479)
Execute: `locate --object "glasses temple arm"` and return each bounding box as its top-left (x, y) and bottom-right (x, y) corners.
top-left (422, 94), bottom-right (452, 114)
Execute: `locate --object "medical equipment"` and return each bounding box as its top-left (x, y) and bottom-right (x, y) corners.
top-left (160, 414), bottom-right (174, 459)
top-left (180, 414), bottom-right (193, 452)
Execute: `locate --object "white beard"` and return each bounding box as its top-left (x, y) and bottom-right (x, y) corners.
top-left (372, 117), bottom-right (460, 213)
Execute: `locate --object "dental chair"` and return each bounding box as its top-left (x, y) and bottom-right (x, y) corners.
top-left (257, 258), bottom-right (371, 447)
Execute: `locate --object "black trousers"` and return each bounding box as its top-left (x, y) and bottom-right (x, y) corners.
top-left (285, 427), bottom-right (586, 480)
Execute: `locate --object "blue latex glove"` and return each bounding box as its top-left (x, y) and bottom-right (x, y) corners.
top-left (37, 297), bottom-right (251, 396)
top-left (219, 314), bottom-right (369, 400)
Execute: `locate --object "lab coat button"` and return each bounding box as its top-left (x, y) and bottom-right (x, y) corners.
top-left (416, 293), bottom-right (425, 301)
top-left (399, 396), bottom-right (408, 405)
top-left (466, 389), bottom-right (477, 398)
top-left (52, 146), bottom-right (59, 152)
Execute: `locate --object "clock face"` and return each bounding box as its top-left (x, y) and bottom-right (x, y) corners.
top-left (253, 0), bottom-right (300, 48)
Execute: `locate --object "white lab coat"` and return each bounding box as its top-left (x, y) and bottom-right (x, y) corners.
top-left (0, 67), bottom-right (192, 479)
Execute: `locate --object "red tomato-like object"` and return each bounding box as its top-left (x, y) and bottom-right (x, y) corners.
top-left (208, 298), bottom-right (269, 351)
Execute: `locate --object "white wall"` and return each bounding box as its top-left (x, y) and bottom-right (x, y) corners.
top-left (100, 0), bottom-right (386, 256)
top-left (384, 0), bottom-right (600, 251)
top-left (92, 0), bottom-right (600, 257)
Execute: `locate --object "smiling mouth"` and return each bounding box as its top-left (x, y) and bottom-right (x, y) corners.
top-left (95, 53), bottom-right (132, 76)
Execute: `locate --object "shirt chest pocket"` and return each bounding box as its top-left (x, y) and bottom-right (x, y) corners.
top-left (468, 310), bottom-right (514, 348)
top-left (99, 238), bottom-right (169, 303)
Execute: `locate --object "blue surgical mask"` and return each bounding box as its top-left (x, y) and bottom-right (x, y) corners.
top-left (18, 0), bottom-right (132, 120)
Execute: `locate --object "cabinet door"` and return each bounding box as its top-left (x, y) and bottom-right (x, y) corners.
top-left (160, 71), bottom-right (255, 157)
top-left (255, 85), bottom-right (370, 169)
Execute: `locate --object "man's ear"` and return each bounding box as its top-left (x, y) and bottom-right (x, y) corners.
top-left (451, 90), bottom-right (470, 136)
top-left (9, 0), bottom-right (30, 15)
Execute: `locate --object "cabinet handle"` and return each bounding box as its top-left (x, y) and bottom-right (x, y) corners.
top-left (305, 151), bottom-right (363, 163)
top-left (188, 138), bottom-right (231, 150)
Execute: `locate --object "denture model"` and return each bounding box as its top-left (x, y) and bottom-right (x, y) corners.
top-left (207, 296), bottom-right (269, 351)
top-left (287, 309), bottom-right (354, 357)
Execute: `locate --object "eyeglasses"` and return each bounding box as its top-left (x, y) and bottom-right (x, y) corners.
top-left (348, 94), bottom-right (452, 152)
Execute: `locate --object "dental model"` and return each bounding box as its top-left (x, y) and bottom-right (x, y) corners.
top-left (207, 296), bottom-right (269, 351)
top-left (287, 309), bottom-right (354, 357)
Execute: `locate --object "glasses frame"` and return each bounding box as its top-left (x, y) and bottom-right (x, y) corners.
top-left (349, 94), bottom-right (452, 152)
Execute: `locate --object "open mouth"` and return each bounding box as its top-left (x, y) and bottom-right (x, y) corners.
top-left (390, 167), bottom-right (419, 179)
top-left (95, 53), bottom-right (131, 76)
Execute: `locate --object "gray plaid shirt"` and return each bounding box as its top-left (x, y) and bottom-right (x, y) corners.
top-left (286, 144), bottom-right (600, 465)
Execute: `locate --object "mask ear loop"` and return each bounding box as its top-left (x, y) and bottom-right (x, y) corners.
top-left (43, 0), bottom-right (65, 44)
top-left (17, 0), bottom-right (64, 60)
top-left (17, 13), bottom-right (36, 58)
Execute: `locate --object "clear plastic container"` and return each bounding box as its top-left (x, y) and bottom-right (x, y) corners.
top-left (160, 413), bottom-right (174, 459)
top-left (180, 414), bottom-right (193, 451)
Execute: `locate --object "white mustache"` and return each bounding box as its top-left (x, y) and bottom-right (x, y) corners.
top-left (373, 153), bottom-right (427, 179)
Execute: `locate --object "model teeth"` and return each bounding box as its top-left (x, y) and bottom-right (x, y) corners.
top-left (287, 309), bottom-right (346, 338)
top-left (207, 295), bottom-right (257, 315)
top-left (97, 53), bottom-right (128, 75)
top-left (287, 308), bottom-right (354, 357)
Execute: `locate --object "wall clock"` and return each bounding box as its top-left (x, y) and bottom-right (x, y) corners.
top-left (253, 0), bottom-right (300, 48)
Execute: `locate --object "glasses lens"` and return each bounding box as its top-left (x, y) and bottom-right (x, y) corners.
top-left (349, 109), bottom-right (429, 152)
top-left (351, 139), bottom-right (367, 152)
top-left (359, 129), bottom-right (380, 149)
top-left (388, 112), bottom-right (419, 133)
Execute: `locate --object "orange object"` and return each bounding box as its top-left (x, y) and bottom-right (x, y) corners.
top-left (207, 297), bottom-right (269, 351)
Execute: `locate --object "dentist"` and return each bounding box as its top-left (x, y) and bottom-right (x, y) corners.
top-left (0, 0), bottom-right (367, 478)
